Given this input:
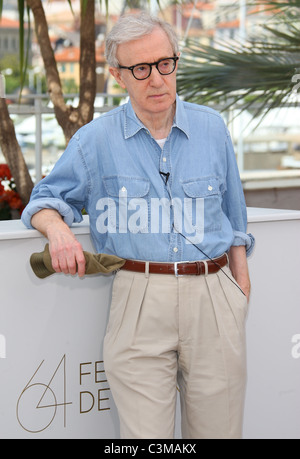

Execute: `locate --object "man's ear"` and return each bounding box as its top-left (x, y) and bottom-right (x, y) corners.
top-left (109, 67), bottom-right (126, 90)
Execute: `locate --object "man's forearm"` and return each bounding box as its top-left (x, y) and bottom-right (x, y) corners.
top-left (228, 245), bottom-right (251, 301)
top-left (31, 209), bottom-right (67, 238)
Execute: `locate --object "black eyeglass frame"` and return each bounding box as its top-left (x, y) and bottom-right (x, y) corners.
top-left (118, 56), bottom-right (179, 80)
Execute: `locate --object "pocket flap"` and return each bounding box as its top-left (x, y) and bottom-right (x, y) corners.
top-left (182, 177), bottom-right (220, 198)
top-left (103, 176), bottom-right (150, 198)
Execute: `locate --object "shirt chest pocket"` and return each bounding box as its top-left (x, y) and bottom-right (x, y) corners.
top-left (181, 177), bottom-right (222, 233)
top-left (103, 176), bottom-right (150, 232)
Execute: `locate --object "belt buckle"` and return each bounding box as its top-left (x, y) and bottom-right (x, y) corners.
top-left (174, 261), bottom-right (189, 277)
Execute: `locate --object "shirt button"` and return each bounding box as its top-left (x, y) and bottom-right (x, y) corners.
top-left (208, 185), bottom-right (213, 191)
top-left (163, 157), bottom-right (167, 162)
top-left (121, 186), bottom-right (127, 193)
top-left (173, 247), bottom-right (178, 253)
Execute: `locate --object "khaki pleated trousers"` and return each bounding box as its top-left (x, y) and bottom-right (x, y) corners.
top-left (103, 265), bottom-right (248, 439)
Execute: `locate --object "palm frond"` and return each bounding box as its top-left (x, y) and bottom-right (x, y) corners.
top-left (67, 0), bottom-right (74, 14)
top-left (254, 0), bottom-right (300, 10)
top-left (177, 1), bottom-right (300, 118)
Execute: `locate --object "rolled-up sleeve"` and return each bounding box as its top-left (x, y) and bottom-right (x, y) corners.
top-left (232, 230), bottom-right (255, 257)
top-left (21, 137), bottom-right (90, 229)
top-left (222, 128), bottom-right (255, 257)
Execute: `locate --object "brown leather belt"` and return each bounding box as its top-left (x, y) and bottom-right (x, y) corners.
top-left (121, 253), bottom-right (228, 277)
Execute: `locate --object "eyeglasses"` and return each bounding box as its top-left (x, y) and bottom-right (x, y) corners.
top-left (118, 56), bottom-right (179, 81)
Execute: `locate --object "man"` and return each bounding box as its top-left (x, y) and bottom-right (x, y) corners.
top-left (22, 13), bottom-right (254, 439)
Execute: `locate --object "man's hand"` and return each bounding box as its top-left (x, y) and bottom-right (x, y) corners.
top-left (31, 209), bottom-right (86, 277)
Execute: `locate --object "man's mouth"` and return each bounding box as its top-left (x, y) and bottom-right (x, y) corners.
top-left (149, 93), bottom-right (165, 99)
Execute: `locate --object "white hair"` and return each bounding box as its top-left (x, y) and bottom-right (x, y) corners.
top-left (105, 12), bottom-right (179, 67)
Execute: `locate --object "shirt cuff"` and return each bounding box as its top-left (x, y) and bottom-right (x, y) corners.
top-left (21, 199), bottom-right (77, 229)
top-left (232, 231), bottom-right (255, 257)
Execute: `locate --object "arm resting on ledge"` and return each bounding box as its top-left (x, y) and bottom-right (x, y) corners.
top-left (31, 209), bottom-right (86, 277)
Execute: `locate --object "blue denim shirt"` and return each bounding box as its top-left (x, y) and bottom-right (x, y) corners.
top-left (22, 95), bottom-right (254, 262)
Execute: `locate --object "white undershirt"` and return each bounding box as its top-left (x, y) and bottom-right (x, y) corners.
top-left (156, 138), bottom-right (167, 149)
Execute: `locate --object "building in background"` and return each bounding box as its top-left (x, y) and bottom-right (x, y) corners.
top-left (0, 16), bottom-right (32, 63)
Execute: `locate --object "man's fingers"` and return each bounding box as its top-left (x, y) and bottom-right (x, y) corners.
top-left (75, 248), bottom-right (86, 277)
top-left (50, 239), bottom-right (86, 277)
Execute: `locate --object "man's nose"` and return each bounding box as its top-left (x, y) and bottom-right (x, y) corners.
top-left (149, 67), bottom-right (165, 86)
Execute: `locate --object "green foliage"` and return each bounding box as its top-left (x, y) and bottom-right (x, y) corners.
top-left (0, 55), bottom-right (21, 94)
top-left (177, 1), bottom-right (300, 117)
top-left (0, 0), bottom-right (164, 93)
top-left (0, 54), bottom-right (47, 95)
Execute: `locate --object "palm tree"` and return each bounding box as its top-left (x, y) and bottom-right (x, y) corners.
top-left (177, 1), bottom-right (300, 118)
top-left (0, 0), bottom-right (97, 205)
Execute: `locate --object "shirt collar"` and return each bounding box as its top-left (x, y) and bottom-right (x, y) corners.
top-left (124, 94), bottom-right (190, 140)
top-left (173, 94), bottom-right (190, 139)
